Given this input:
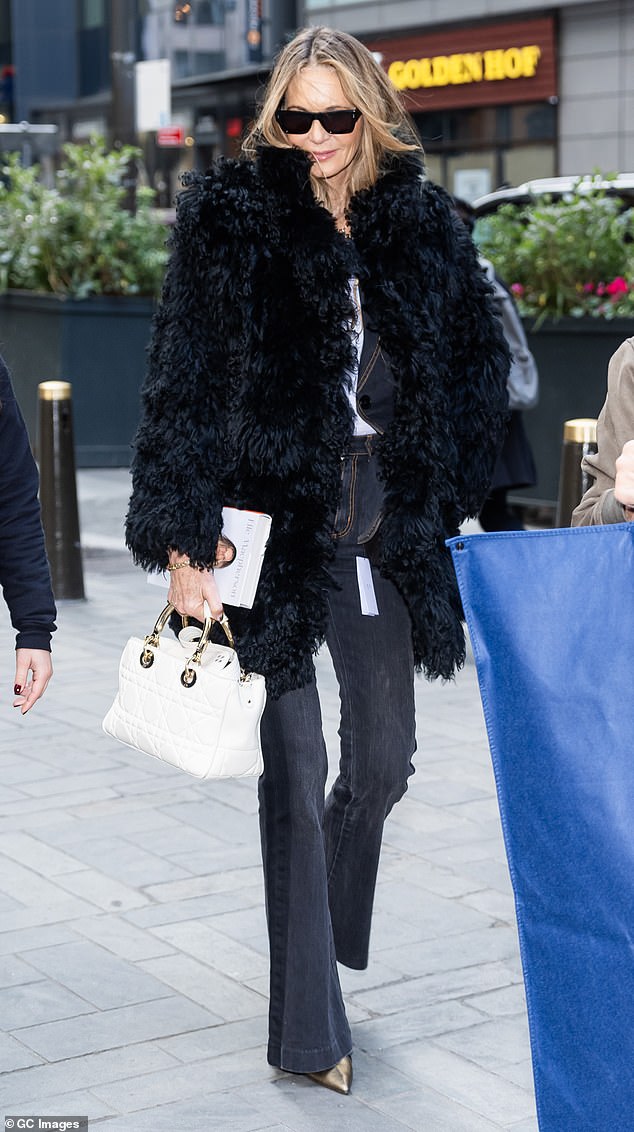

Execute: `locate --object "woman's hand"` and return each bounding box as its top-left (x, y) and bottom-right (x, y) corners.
top-left (615, 439), bottom-right (634, 514)
top-left (13, 648), bottom-right (53, 713)
top-left (167, 548), bottom-right (224, 621)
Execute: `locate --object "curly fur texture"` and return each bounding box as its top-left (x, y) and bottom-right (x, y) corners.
top-left (126, 146), bottom-right (509, 697)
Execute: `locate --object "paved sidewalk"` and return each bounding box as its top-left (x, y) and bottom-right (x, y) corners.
top-left (0, 469), bottom-right (538, 1131)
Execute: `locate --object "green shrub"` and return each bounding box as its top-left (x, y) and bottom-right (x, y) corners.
top-left (0, 139), bottom-right (169, 299)
top-left (475, 174), bottom-right (634, 324)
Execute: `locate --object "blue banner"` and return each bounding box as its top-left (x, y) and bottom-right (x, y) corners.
top-left (448, 524), bottom-right (634, 1131)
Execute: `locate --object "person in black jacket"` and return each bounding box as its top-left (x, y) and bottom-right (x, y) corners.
top-left (0, 359), bottom-right (56, 711)
top-left (126, 26), bottom-right (509, 1095)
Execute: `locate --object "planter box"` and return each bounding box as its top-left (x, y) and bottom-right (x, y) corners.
top-left (0, 291), bottom-right (155, 467)
top-left (513, 316), bottom-right (634, 508)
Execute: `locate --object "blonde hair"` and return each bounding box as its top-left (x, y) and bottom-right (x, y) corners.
top-left (243, 26), bottom-right (423, 209)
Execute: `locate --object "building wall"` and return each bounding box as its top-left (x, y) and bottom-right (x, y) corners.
top-left (558, 0), bottom-right (634, 173)
top-left (11, 0), bottom-right (78, 120)
top-left (300, 0), bottom-right (601, 35)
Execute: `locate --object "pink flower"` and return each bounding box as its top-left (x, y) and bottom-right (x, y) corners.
top-left (596, 282), bottom-right (606, 296)
top-left (606, 276), bottom-right (629, 295)
top-left (582, 282), bottom-right (595, 293)
top-left (510, 283), bottom-right (524, 297)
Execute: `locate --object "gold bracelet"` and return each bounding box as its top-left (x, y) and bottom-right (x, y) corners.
top-left (166, 560), bottom-right (192, 571)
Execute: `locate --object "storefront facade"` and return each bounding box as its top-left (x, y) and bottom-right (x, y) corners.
top-left (366, 17), bottom-right (557, 198)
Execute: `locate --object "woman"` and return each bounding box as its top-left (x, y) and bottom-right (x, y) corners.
top-left (572, 336), bottom-right (634, 525)
top-left (0, 358), bottom-right (56, 711)
top-left (126, 27), bottom-right (509, 1093)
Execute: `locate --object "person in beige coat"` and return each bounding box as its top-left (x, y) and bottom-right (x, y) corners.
top-left (572, 337), bottom-right (634, 525)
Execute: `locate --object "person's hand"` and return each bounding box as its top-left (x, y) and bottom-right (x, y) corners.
top-left (614, 439), bottom-right (634, 516)
top-left (167, 546), bottom-right (224, 622)
top-left (13, 648), bottom-right (53, 713)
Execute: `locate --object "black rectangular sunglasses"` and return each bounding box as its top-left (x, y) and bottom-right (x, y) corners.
top-left (275, 108), bottom-right (362, 135)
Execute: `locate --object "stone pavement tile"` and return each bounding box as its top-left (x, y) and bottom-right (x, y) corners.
top-left (386, 796), bottom-right (478, 838)
top-left (46, 835), bottom-right (192, 887)
top-left (139, 952), bottom-right (267, 1020)
top-left (90, 1046), bottom-right (273, 1114)
top-left (124, 885), bottom-right (263, 928)
top-left (13, 996), bottom-right (222, 1061)
top-left (160, 797), bottom-right (260, 844)
top-left (0, 831), bottom-right (89, 876)
top-left (408, 776), bottom-right (492, 807)
top-left (349, 960), bottom-right (519, 1016)
top-left (1, 789), bottom-right (119, 816)
top-left (377, 854), bottom-right (486, 900)
top-left (0, 1043), bottom-right (178, 1106)
top-left (21, 939), bottom-right (175, 1010)
top-left (455, 857), bottom-right (514, 894)
top-left (469, 982), bottom-right (529, 1018)
top-left (498, 1059), bottom-right (536, 1092)
top-left (0, 954), bottom-right (46, 988)
top-left (71, 914), bottom-right (176, 961)
top-left (337, 957), bottom-right (404, 995)
top-left (167, 843), bottom-right (262, 877)
top-left (147, 917), bottom-right (269, 980)
top-left (15, 767), bottom-right (147, 800)
top-left (5, 1089), bottom-right (117, 1120)
top-left (434, 1015), bottom-right (532, 1068)
top-left (121, 823), bottom-right (227, 857)
top-left (0, 754), bottom-right (56, 784)
top-left (93, 1092), bottom-right (285, 1131)
top-left (0, 924), bottom-right (78, 956)
top-left (461, 888), bottom-right (517, 923)
top-left (199, 902), bottom-right (268, 946)
top-left (424, 837), bottom-right (506, 867)
top-left (0, 892), bottom-right (21, 914)
top-left (505, 1116), bottom-right (538, 1131)
top-left (365, 909), bottom-right (433, 952)
top-left (157, 1014), bottom-right (269, 1062)
top-left (375, 924), bottom-right (520, 979)
top-left (378, 1041), bottom-right (536, 1125)
top-left (371, 883), bottom-right (495, 941)
top-left (51, 868), bottom-right (152, 912)
top-left (0, 1031), bottom-right (44, 1072)
top-left (372, 1087), bottom-right (504, 1132)
top-left (352, 1000), bottom-right (485, 1052)
top-left (41, 805), bottom-right (186, 846)
top-left (142, 864), bottom-right (263, 903)
top-left (0, 979), bottom-right (95, 1030)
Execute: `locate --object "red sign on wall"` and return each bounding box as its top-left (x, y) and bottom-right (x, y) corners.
top-left (157, 125), bottom-right (185, 147)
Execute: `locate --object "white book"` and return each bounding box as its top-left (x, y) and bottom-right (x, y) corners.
top-left (148, 506), bottom-right (272, 609)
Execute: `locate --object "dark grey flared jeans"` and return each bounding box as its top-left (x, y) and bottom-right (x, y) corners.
top-left (258, 455), bottom-right (416, 1073)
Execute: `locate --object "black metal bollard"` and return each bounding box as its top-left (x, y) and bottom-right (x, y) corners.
top-left (38, 380), bottom-right (85, 600)
top-left (556, 418), bottom-right (598, 528)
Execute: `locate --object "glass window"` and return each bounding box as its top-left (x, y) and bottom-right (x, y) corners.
top-left (196, 0), bottom-right (223, 24)
top-left (81, 0), bottom-right (106, 28)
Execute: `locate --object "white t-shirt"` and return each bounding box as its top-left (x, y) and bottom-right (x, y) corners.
top-left (346, 277), bottom-right (376, 437)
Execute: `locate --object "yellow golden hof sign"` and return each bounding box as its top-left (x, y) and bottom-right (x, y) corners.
top-left (388, 45), bottom-right (542, 90)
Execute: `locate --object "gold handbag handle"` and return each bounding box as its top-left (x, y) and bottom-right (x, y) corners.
top-left (139, 603), bottom-right (235, 686)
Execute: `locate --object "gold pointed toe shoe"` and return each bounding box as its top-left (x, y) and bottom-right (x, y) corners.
top-left (306, 1054), bottom-right (353, 1095)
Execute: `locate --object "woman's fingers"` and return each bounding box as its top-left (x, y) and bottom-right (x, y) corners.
top-left (13, 649), bottom-right (53, 713)
top-left (168, 568), bottom-right (224, 621)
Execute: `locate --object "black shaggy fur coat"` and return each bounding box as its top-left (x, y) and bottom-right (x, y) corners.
top-left (126, 145), bottom-right (509, 698)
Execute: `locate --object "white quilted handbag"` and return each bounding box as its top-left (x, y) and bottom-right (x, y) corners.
top-left (103, 603), bottom-right (265, 779)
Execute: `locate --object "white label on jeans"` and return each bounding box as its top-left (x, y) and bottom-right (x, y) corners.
top-left (356, 556), bottom-right (379, 616)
